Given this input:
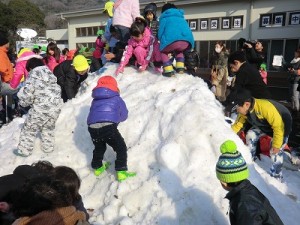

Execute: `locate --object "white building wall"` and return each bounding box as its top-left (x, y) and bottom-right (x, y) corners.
top-left (68, 15), bottom-right (107, 49)
top-left (57, 0), bottom-right (300, 49)
top-left (250, 0), bottom-right (300, 39)
top-left (46, 29), bottom-right (68, 41)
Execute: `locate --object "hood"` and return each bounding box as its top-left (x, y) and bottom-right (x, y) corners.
top-left (17, 50), bottom-right (43, 62)
top-left (92, 87), bottom-right (119, 100)
top-left (160, 8), bottom-right (184, 20)
top-left (29, 66), bottom-right (58, 84)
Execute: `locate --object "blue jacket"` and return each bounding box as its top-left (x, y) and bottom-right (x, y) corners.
top-left (158, 8), bottom-right (194, 51)
top-left (87, 87), bottom-right (128, 125)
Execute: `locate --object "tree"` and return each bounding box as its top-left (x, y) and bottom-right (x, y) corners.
top-left (0, 1), bottom-right (15, 33)
top-left (8, 0), bottom-right (45, 34)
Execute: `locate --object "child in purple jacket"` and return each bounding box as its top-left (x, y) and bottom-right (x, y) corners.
top-left (87, 76), bottom-right (136, 182)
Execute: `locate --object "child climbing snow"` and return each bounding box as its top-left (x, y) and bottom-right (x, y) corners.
top-left (115, 17), bottom-right (162, 75)
top-left (87, 76), bottom-right (136, 181)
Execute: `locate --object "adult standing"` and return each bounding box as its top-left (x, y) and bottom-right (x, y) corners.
top-left (0, 32), bottom-right (17, 96)
top-left (112, 0), bottom-right (140, 45)
top-left (228, 51), bottom-right (271, 99)
top-left (211, 41), bottom-right (229, 102)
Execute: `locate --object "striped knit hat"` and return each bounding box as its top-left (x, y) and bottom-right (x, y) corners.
top-left (216, 140), bottom-right (249, 183)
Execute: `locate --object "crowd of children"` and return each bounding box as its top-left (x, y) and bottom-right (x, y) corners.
top-left (0, 1), bottom-right (300, 224)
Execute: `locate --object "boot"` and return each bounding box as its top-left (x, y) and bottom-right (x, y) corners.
top-left (117, 170), bottom-right (136, 182)
top-left (94, 162), bottom-right (110, 176)
top-left (162, 65), bottom-right (175, 77)
top-left (175, 61), bottom-right (185, 74)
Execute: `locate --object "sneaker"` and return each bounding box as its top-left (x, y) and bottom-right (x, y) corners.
top-left (176, 68), bottom-right (185, 74)
top-left (162, 71), bottom-right (175, 77)
top-left (94, 162), bottom-right (111, 176)
top-left (117, 170), bottom-right (136, 182)
top-left (13, 149), bottom-right (31, 157)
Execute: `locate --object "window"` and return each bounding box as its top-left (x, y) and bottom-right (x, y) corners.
top-left (289, 12), bottom-right (300, 25)
top-left (285, 39), bottom-right (299, 63)
top-left (232, 16), bottom-right (243, 29)
top-left (210, 18), bottom-right (219, 30)
top-left (200, 19), bottom-right (208, 30)
top-left (221, 17), bottom-right (231, 29)
top-left (189, 19), bottom-right (198, 31)
top-left (76, 26), bottom-right (105, 37)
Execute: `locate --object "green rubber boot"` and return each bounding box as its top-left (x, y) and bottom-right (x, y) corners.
top-left (94, 162), bottom-right (110, 176)
top-left (117, 170), bottom-right (136, 182)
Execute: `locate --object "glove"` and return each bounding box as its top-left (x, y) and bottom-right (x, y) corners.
top-left (115, 66), bottom-right (124, 76)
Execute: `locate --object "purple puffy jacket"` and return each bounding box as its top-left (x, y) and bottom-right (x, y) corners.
top-left (87, 87), bottom-right (128, 125)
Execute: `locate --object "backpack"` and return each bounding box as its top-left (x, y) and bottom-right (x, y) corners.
top-left (184, 50), bottom-right (200, 70)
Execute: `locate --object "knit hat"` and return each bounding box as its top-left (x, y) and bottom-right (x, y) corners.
top-left (0, 33), bottom-right (9, 46)
top-left (216, 140), bottom-right (249, 183)
top-left (260, 63), bottom-right (267, 71)
top-left (97, 29), bottom-right (104, 36)
top-left (95, 75), bottom-right (118, 92)
top-left (103, 1), bottom-right (114, 17)
top-left (72, 55), bottom-right (89, 72)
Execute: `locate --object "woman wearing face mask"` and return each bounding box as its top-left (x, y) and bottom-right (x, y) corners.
top-left (210, 41), bottom-right (229, 102)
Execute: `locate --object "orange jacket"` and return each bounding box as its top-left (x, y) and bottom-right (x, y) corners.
top-left (0, 46), bottom-right (13, 83)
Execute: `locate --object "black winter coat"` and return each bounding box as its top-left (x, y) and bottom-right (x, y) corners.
top-left (53, 60), bottom-right (88, 102)
top-left (184, 50), bottom-right (200, 70)
top-left (226, 180), bottom-right (284, 225)
top-left (234, 62), bottom-right (271, 99)
top-left (245, 48), bottom-right (265, 70)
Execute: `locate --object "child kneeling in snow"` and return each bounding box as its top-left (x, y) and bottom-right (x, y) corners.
top-left (87, 76), bottom-right (136, 181)
top-left (14, 58), bottom-right (63, 157)
top-left (216, 140), bottom-right (284, 225)
top-left (115, 17), bottom-right (162, 75)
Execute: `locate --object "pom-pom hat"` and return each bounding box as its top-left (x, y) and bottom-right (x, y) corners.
top-left (216, 140), bottom-right (249, 183)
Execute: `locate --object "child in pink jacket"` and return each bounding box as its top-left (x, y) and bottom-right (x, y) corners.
top-left (10, 48), bottom-right (43, 89)
top-left (44, 42), bottom-right (65, 72)
top-left (115, 17), bottom-right (162, 75)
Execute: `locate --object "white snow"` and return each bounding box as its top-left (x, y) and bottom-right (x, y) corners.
top-left (0, 63), bottom-right (300, 225)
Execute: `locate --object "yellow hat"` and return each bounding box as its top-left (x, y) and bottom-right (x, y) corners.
top-left (17, 48), bottom-right (31, 58)
top-left (103, 1), bottom-right (114, 17)
top-left (72, 55), bottom-right (89, 72)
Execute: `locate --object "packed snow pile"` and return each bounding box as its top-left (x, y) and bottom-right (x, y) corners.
top-left (0, 63), bottom-right (299, 225)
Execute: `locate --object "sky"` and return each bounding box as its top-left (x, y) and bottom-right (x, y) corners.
top-left (0, 63), bottom-right (300, 225)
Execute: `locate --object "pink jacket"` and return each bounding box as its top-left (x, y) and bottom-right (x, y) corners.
top-left (260, 70), bottom-right (268, 84)
top-left (113, 0), bottom-right (140, 28)
top-left (120, 27), bottom-right (159, 68)
top-left (45, 55), bottom-right (65, 72)
top-left (93, 37), bottom-right (106, 59)
top-left (10, 51), bottom-right (42, 89)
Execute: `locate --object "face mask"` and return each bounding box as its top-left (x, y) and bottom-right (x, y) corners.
top-left (215, 47), bottom-right (222, 53)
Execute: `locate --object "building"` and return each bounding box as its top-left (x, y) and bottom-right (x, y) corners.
top-left (57, 0), bottom-right (300, 70)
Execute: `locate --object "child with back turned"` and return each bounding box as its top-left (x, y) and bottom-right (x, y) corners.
top-left (54, 166), bottom-right (89, 220)
top-left (87, 76), bottom-right (136, 182)
top-left (14, 58), bottom-right (63, 157)
top-left (158, 3), bottom-right (194, 77)
top-left (216, 140), bottom-right (284, 225)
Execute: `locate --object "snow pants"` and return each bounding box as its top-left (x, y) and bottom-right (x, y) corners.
top-left (246, 127), bottom-right (289, 177)
top-left (88, 124), bottom-right (128, 171)
top-left (18, 109), bottom-right (59, 156)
